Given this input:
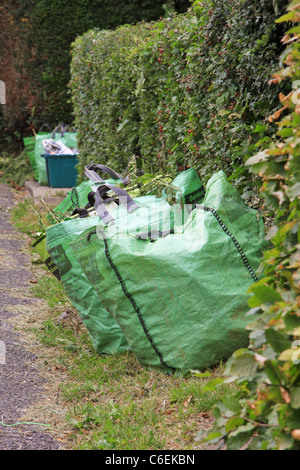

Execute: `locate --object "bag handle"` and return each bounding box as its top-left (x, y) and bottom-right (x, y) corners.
top-left (62, 124), bottom-right (77, 133)
top-left (38, 124), bottom-right (52, 133)
top-left (51, 123), bottom-right (66, 139)
top-left (85, 163), bottom-right (129, 186)
top-left (94, 184), bottom-right (138, 223)
top-left (87, 186), bottom-right (117, 207)
top-left (136, 229), bottom-right (174, 241)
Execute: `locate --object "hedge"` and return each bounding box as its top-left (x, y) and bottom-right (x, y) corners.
top-left (0, 0), bottom-right (190, 151)
top-left (199, 0), bottom-right (300, 450)
top-left (70, 0), bottom-right (290, 186)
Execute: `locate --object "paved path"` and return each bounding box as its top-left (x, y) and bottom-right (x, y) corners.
top-left (0, 183), bottom-right (61, 450)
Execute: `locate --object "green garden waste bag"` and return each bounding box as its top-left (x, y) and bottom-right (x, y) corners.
top-left (23, 135), bottom-right (39, 180)
top-left (46, 166), bottom-right (205, 357)
top-left (69, 170), bottom-right (268, 373)
top-left (34, 125), bottom-right (77, 186)
top-left (165, 166), bottom-right (205, 205)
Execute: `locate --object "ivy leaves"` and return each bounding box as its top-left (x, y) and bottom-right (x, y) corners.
top-left (198, 0), bottom-right (300, 450)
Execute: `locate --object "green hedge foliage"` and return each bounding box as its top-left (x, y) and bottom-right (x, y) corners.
top-left (0, 0), bottom-right (189, 149)
top-left (199, 1), bottom-right (300, 450)
top-left (31, 0), bottom-right (190, 129)
top-left (70, 0), bottom-right (290, 184)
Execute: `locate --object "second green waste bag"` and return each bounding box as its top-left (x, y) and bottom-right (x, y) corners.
top-left (69, 171), bottom-right (268, 373)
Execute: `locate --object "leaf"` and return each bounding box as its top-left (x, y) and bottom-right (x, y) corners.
top-left (276, 10), bottom-right (299, 23)
top-left (202, 378), bottom-right (224, 392)
top-left (225, 349), bottom-right (257, 377)
top-left (291, 429), bottom-right (300, 441)
top-left (290, 387), bottom-right (300, 409)
top-left (218, 109), bottom-right (231, 116)
top-left (225, 418), bottom-right (245, 433)
top-left (277, 127), bottom-right (293, 137)
top-left (287, 0), bottom-right (300, 11)
top-left (246, 307), bottom-right (262, 317)
top-left (194, 429), bottom-right (205, 441)
top-left (276, 432), bottom-right (294, 450)
top-left (222, 396), bottom-right (241, 413)
top-left (286, 409), bottom-right (300, 428)
top-left (265, 328), bottom-right (291, 353)
top-left (250, 329), bottom-right (266, 349)
top-left (253, 123), bottom-right (267, 133)
top-left (189, 370), bottom-right (211, 378)
top-left (280, 386), bottom-right (291, 404)
top-left (264, 360), bottom-right (284, 385)
top-left (247, 277), bottom-right (274, 293)
top-left (272, 190), bottom-right (286, 205)
top-left (284, 314), bottom-right (300, 332)
top-left (278, 348), bottom-right (296, 361)
top-left (286, 182), bottom-right (300, 199)
top-left (267, 405), bottom-right (279, 426)
top-left (199, 431), bottom-right (223, 444)
top-left (246, 150), bottom-right (269, 166)
top-left (249, 285), bottom-right (283, 307)
top-left (254, 352), bottom-right (268, 366)
top-left (247, 435), bottom-right (264, 450)
top-left (265, 225), bottom-right (278, 241)
top-left (227, 423), bottom-right (256, 450)
top-left (274, 221), bottom-right (298, 241)
top-left (268, 105), bottom-right (289, 122)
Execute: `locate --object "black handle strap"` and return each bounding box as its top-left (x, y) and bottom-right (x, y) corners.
top-left (51, 124), bottom-right (66, 139)
top-left (136, 228), bottom-right (174, 242)
top-left (94, 184), bottom-right (138, 223)
top-left (38, 124), bottom-right (52, 133)
top-left (85, 163), bottom-right (129, 186)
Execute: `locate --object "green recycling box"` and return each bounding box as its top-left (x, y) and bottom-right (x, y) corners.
top-left (43, 153), bottom-right (79, 188)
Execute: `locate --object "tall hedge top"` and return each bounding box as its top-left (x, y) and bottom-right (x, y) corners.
top-left (70, 0), bottom-right (289, 186)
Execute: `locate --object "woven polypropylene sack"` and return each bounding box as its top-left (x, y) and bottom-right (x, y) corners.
top-left (23, 136), bottom-right (39, 180)
top-left (167, 166), bottom-right (205, 204)
top-left (70, 171), bottom-right (268, 373)
top-left (46, 183), bottom-right (198, 354)
top-left (50, 168), bottom-right (203, 356)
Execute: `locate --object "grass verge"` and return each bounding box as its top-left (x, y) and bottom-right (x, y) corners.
top-left (10, 195), bottom-right (237, 450)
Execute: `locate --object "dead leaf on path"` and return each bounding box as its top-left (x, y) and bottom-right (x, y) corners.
top-left (183, 395), bottom-right (193, 408)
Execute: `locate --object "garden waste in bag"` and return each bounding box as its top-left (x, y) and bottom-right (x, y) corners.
top-left (69, 170), bottom-right (268, 373)
top-left (51, 163), bottom-right (128, 220)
